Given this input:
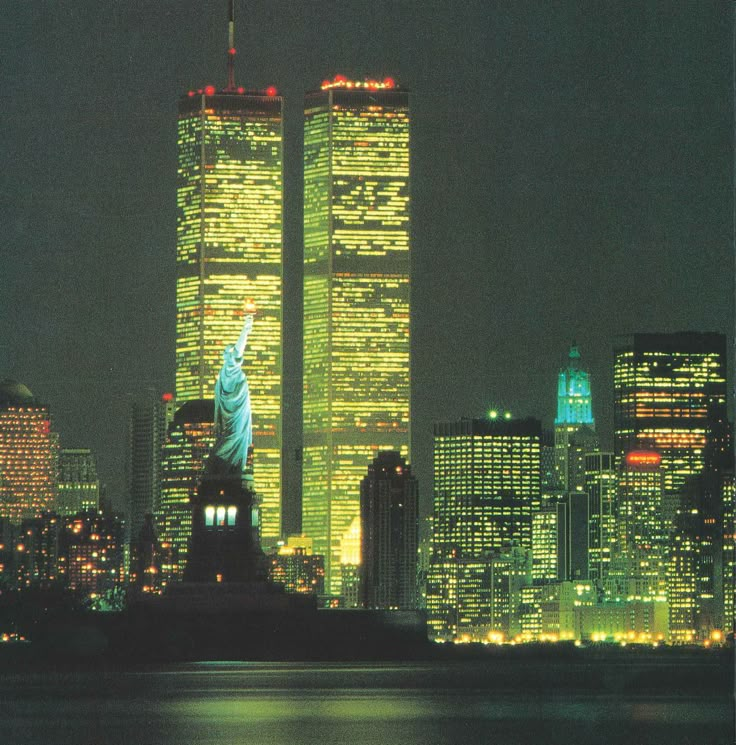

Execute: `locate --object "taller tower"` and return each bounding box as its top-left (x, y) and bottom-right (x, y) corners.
top-left (175, 3), bottom-right (283, 542)
top-left (302, 76), bottom-right (411, 595)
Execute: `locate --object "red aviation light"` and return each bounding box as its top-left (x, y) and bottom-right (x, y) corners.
top-left (162, 393), bottom-right (174, 402)
top-left (187, 90), bottom-right (195, 97)
top-left (266, 86), bottom-right (278, 96)
top-left (383, 77), bottom-right (395, 88)
top-left (237, 86), bottom-right (245, 94)
top-left (228, 47), bottom-right (236, 56)
top-left (625, 451), bottom-right (662, 467)
top-left (334, 74), bottom-right (347, 83)
top-left (321, 79), bottom-right (331, 89)
top-left (204, 85), bottom-right (216, 96)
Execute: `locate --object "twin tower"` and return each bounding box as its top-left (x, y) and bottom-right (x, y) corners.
top-left (174, 76), bottom-right (411, 595)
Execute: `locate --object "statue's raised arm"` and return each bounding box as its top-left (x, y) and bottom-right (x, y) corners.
top-left (206, 302), bottom-right (255, 476)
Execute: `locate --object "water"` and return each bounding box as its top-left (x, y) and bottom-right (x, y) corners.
top-left (0, 661), bottom-right (732, 745)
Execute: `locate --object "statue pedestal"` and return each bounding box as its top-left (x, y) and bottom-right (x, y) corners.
top-left (184, 473), bottom-right (267, 584)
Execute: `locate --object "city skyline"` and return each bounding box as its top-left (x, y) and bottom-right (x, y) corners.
top-left (2, 2), bottom-right (732, 524)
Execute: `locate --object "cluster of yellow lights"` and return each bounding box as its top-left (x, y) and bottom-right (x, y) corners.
top-left (320, 75), bottom-right (396, 91)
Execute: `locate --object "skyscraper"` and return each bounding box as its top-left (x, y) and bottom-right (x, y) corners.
top-left (58, 448), bottom-right (100, 515)
top-left (128, 392), bottom-right (175, 542)
top-left (359, 451), bottom-right (418, 610)
top-left (0, 381), bottom-right (57, 524)
top-left (584, 452), bottom-right (617, 586)
top-left (176, 5), bottom-right (283, 543)
top-left (554, 344), bottom-right (597, 492)
top-left (611, 451), bottom-right (667, 601)
top-left (302, 76), bottom-right (411, 594)
top-left (613, 333), bottom-right (728, 497)
top-left (157, 400), bottom-right (216, 582)
top-left (427, 417), bottom-right (541, 639)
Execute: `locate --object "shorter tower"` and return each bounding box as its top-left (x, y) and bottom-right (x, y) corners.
top-left (57, 449), bottom-right (100, 515)
top-left (360, 451), bottom-right (418, 610)
top-left (157, 401), bottom-right (216, 581)
top-left (0, 381), bottom-right (57, 524)
top-left (584, 452), bottom-right (617, 586)
top-left (427, 416), bottom-right (541, 640)
top-left (611, 451), bottom-right (666, 601)
top-left (128, 392), bottom-right (175, 543)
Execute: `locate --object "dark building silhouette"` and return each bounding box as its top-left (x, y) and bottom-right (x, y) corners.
top-left (360, 451), bottom-right (418, 610)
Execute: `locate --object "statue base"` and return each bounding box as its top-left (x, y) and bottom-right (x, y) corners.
top-left (183, 472), bottom-right (267, 584)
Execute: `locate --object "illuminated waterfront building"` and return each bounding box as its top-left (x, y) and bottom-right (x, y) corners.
top-left (176, 9), bottom-right (283, 543)
top-left (668, 469), bottom-right (732, 643)
top-left (584, 452), bottom-right (617, 586)
top-left (128, 393), bottom-right (175, 542)
top-left (613, 333), bottom-right (728, 498)
top-left (611, 451), bottom-right (667, 601)
top-left (14, 512), bottom-right (63, 589)
top-left (57, 449), bottom-right (100, 515)
top-left (532, 501), bottom-right (565, 583)
top-left (360, 451), bottom-right (418, 610)
top-left (554, 345), bottom-right (597, 492)
top-left (427, 417), bottom-right (541, 640)
top-left (267, 536), bottom-right (325, 596)
top-left (0, 381), bottom-right (57, 524)
top-left (63, 511), bottom-right (125, 599)
top-left (156, 401), bottom-right (215, 582)
top-left (302, 76), bottom-right (410, 594)
top-left (723, 473), bottom-right (735, 637)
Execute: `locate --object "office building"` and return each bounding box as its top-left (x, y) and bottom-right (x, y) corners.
top-left (128, 393), bottom-right (175, 542)
top-left (302, 76), bottom-right (411, 594)
top-left (157, 400), bottom-right (216, 581)
top-left (611, 451), bottom-right (667, 601)
top-left (0, 381), bottom-right (57, 524)
top-left (584, 452), bottom-right (617, 586)
top-left (176, 8), bottom-right (284, 543)
top-left (359, 451), bottom-right (418, 610)
top-left (427, 417), bottom-right (541, 639)
top-left (554, 345), bottom-right (597, 492)
top-left (267, 536), bottom-right (325, 596)
top-left (613, 332), bottom-right (728, 496)
top-left (57, 449), bottom-right (100, 515)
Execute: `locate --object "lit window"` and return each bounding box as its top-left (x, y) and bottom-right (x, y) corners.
top-left (227, 506), bottom-right (237, 526)
top-left (205, 506), bottom-right (215, 526)
top-left (216, 506), bottom-right (226, 526)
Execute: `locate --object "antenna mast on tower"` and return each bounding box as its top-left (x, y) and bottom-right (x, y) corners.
top-left (226, 0), bottom-right (237, 90)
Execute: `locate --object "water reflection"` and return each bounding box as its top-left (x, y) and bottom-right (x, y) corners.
top-left (0, 663), bottom-right (730, 745)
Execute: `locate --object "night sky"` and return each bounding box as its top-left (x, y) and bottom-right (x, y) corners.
top-left (2, 2), bottom-right (732, 529)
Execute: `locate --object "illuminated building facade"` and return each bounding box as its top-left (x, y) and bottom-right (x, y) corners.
top-left (57, 449), bottom-right (100, 515)
top-left (554, 345), bottom-right (597, 492)
top-left (176, 81), bottom-right (283, 543)
top-left (157, 401), bottom-right (215, 582)
top-left (723, 473), bottom-right (735, 637)
top-left (613, 333), bottom-right (728, 497)
top-left (267, 536), bottom-right (325, 596)
top-left (64, 511), bottom-right (125, 598)
top-left (427, 417), bottom-right (541, 640)
top-left (359, 451), bottom-right (418, 610)
top-left (532, 501), bottom-right (566, 583)
top-left (668, 470), bottom-right (732, 643)
top-left (584, 452), bottom-right (617, 586)
top-left (128, 392), bottom-right (175, 542)
top-left (612, 452), bottom-right (667, 601)
top-left (302, 76), bottom-right (410, 594)
top-left (14, 513), bottom-right (63, 589)
top-left (0, 381), bottom-right (57, 524)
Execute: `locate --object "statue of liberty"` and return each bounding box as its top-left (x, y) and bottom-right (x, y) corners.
top-left (206, 300), bottom-right (256, 478)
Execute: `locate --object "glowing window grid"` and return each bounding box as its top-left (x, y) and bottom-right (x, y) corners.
top-left (303, 87), bottom-right (410, 595)
top-left (176, 92), bottom-right (283, 541)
